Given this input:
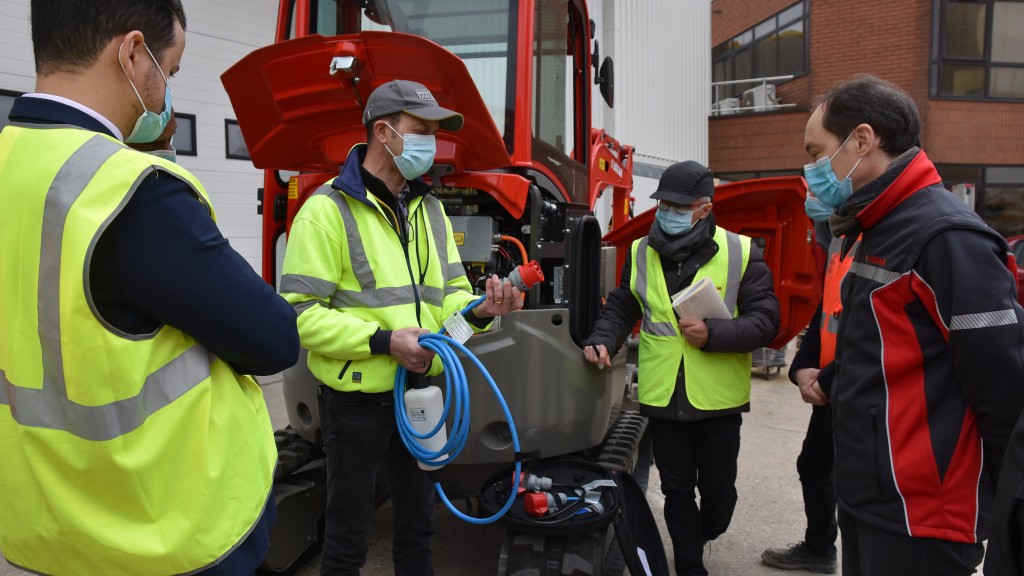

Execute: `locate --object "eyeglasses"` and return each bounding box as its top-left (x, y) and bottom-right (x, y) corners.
top-left (657, 200), bottom-right (710, 215)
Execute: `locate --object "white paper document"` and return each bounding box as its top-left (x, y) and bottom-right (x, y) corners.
top-left (671, 276), bottom-right (731, 320)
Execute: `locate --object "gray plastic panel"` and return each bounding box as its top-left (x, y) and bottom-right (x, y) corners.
top-left (282, 310), bottom-right (628, 462)
top-left (453, 308), bottom-right (626, 464)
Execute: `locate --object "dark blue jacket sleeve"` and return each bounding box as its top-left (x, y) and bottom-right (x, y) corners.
top-left (113, 171), bottom-right (299, 375)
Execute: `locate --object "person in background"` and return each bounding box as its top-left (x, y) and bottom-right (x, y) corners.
top-left (278, 79), bottom-right (521, 576)
top-left (0, 1), bottom-right (299, 574)
top-left (760, 209), bottom-right (838, 574)
top-left (802, 74), bottom-right (1024, 576)
top-left (583, 160), bottom-right (780, 576)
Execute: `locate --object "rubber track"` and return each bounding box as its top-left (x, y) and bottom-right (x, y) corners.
top-left (502, 410), bottom-right (650, 576)
top-left (274, 427), bottom-right (321, 480)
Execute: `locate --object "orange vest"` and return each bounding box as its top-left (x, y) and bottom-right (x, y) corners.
top-left (819, 235), bottom-right (861, 366)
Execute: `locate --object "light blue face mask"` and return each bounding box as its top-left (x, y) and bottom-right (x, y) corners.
top-left (148, 147), bottom-right (177, 164)
top-left (804, 196), bottom-right (832, 222)
top-left (802, 131), bottom-right (862, 208)
top-left (120, 43), bottom-right (173, 144)
top-left (656, 207), bottom-right (695, 236)
top-left (385, 123), bottom-right (436, 180)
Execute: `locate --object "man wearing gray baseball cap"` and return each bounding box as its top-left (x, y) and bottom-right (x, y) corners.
top-left (279, 80), bottom-right (521, 575)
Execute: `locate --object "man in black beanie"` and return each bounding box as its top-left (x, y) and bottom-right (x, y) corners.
top-left (584, 160), bottom-right (780, 576)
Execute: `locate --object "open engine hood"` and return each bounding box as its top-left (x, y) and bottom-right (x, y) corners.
top-left (221, 31), bottom-right (511, 174)
top-left (604, 176), bottom-right (820, 349)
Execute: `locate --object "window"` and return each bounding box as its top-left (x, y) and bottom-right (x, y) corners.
top-left (172, 112), bottom-right (197, 156)
top-left (712, 1), bottom-right (808, 85)
top-left (295, 0), bottom-right (517, 150)
top-left (933, 0), bottom-right (1024, 99)
top-left (224, 119), bottom-right (251, 161)
top-left (0, 89), bottom-right (23, 131)
top-left (937, 163), bottom-right (1024, 236)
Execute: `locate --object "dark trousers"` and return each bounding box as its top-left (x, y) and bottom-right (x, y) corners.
top-left (650, 414), bottom-right (742, 576)
top-left (318, 387), bottom-right (436, 576)
top-left (838, 509), bottom-right (984, 576)
top-left (797, 404), bottom-right (837, 556)
top-left (194, 496), bottom-right (276, 575)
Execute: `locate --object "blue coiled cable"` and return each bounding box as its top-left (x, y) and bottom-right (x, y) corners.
top-left (393, 296), bottom-right (522, 524)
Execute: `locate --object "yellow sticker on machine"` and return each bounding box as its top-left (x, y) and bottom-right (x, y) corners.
top-left (454, 232), bottom-right (465, 246)
top-left (288, 178), bottom-right (298, 200)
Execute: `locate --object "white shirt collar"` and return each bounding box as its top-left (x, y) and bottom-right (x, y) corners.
top-left (22, 93), bottom-right (125, 141)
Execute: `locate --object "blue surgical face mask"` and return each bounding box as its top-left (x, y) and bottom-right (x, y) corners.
top-left (656, 207), bottom-right (695, 236)
top-left (148, 147), bottom-right (177, 163)
top-left (385, 123), bottom-right (436, 180)
top-left (803, 131), bottom-right (862, 208)
top-left (804, 196), bottom-right (832, 222)
top-left (120, 43), bottom-right (173, 144)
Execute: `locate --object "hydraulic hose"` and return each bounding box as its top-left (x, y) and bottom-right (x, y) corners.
top-left (393, 295), bottom-right (522, 524)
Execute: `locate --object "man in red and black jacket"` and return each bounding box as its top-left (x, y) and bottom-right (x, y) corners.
top-left (802, 75), bottom-right (1024, 576)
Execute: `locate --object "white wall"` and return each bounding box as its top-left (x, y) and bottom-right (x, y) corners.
top-left (587, 0), bottom-right (710, 227)
top-left (168, 0), bottom-right (279, 271)
top-left (0, 0), bottom-right (278, 272)
top-left (602, 0), bottom-right (710, 215)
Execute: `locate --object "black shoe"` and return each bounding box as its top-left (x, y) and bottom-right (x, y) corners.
top-left (761, 542), bottom-right (837, 574)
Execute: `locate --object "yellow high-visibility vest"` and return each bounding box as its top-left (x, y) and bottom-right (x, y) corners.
top-left (279, 179), bottom-right (479, 392)
top-left (629, 228), bottom-right (752, 409)
top-left (0, 124), bottom-right (276, 575)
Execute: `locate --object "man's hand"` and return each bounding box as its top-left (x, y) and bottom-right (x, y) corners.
top-left (795, 367), bottom-right (828, 405)
top-left (391, 327), bottom-right (434, 373)
top-left (472, 275), bottom-right (523, 318)
top-left (583, 344), bottom-right (612, 369)
top-left (678, 318), bottom-right (709, 348)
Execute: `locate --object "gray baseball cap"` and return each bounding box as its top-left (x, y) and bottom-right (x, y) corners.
top-left (362, 79), bottom-right (464, 131)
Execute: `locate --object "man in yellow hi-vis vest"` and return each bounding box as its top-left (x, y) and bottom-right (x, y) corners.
top-left (0, 1), bottom-right (299, 574)
top-left (585, 160), bottom-right (780, 576)
top-left (278, 80), bottom-right (521, 575)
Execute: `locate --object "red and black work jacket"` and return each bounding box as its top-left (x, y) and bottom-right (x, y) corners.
top-left (828, 150), bottom-right (1024, 544)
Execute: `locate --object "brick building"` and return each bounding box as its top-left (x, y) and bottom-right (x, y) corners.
top-left (709, 0), bottom-right (1024, 238)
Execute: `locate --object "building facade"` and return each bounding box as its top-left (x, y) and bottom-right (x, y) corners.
top-left (709, 0), bottom-right (1024, 238)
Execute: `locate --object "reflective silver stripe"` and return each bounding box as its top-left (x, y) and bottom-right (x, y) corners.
top-left (0, 370), bottom-right (9, 406)
top-left (2, 344), bottom-right (212, 441)
top-left (292, 300), bottom-right (321, 315)
top-left (421, 195), bottom-right (453, 284)
top-left (950, 309), bottom-right (1018, 331)
top-left (635, 238), bottom-right (677, 337)
top-left (723, 232), bottom-right (742, 315)
top-left (446, 262), bottom-right (467, 282)
top-left (331, 285), bottom-right (444, 309)
top-left (280, 274), bottom-right (337, 298)
top-left (315, 186), bottom-right (376, 290)
top-left (849, 261), bottom-right (900, 285)
top-left (10, 136), bottom-right (217, 439)
top-left (40, 135), bottom-right (122, 397)
top-left (822, 311), bottom-right (839, 335)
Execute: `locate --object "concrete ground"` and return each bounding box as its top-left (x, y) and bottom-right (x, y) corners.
top-left (0, 351), bottom-right (989, 575)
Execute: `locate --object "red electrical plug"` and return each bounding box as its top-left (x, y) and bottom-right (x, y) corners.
top-left (524, 491), bottom-right (570, 517)
top-left (505, 260), bottom-right (544, 292)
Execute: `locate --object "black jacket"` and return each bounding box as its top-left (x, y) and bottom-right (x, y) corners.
top-left (586, 219), bottom-right (780, 421)
top-left (828, 150), bottom-right (1024, 543)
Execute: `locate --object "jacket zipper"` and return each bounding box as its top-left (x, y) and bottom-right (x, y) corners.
top-left (868, 405), bottom-right (892, 499)
top-left (377, 198), bottom-right (423, 327)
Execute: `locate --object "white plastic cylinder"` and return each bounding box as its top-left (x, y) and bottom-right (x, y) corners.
top-left (404, 385), bottom-right (449, 470)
